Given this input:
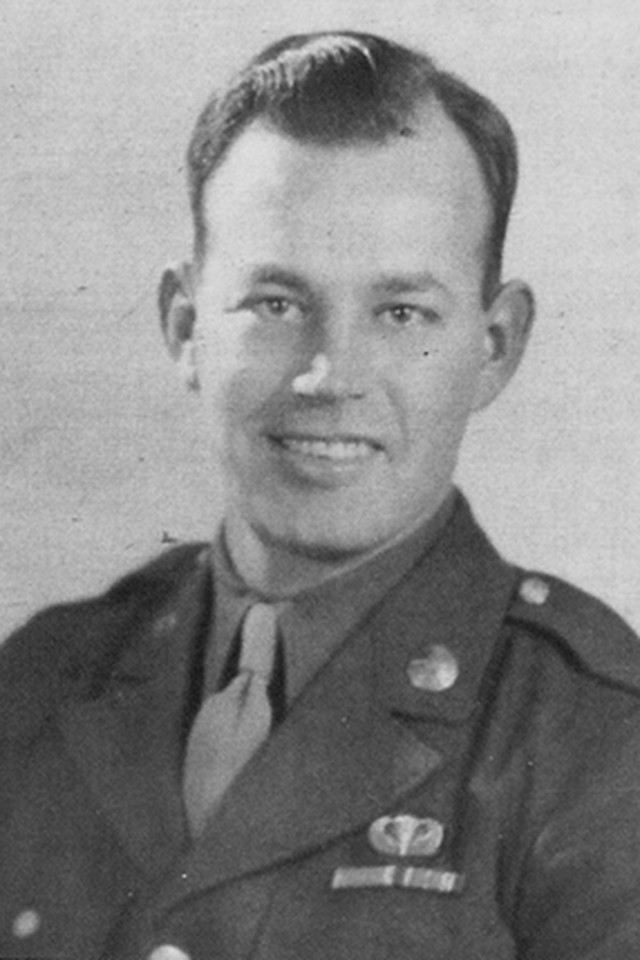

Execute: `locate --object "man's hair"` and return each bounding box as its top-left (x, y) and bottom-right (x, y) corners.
top-left (187, 31), bottom-right (518, 304)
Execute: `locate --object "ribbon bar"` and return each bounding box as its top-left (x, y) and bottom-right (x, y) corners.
top-left (331, 865), bottom-right (464, 894)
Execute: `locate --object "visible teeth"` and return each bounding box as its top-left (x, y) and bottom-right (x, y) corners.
top-left (281, 439), bottom-right (374, 461)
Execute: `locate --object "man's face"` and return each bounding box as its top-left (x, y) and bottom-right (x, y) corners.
top-left (186, 106), bottom-right (507, 558)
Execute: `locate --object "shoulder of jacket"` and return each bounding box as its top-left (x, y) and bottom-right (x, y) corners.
top-left (506, 570), bottom-right (640, 692)
top-left (4, 540), bottom-right (209, 640)
top-left (0, 542), bottom-right (209, 734)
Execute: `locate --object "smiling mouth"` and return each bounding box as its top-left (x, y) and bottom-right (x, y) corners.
top-left (270, 435), bottom-right (381, 462)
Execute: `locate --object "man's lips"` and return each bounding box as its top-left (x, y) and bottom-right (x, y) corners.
top-left (267, 433), bottom-right (383, 462)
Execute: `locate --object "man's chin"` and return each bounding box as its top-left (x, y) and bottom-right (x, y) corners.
top-left (253, 519), bottom-right (376, 563)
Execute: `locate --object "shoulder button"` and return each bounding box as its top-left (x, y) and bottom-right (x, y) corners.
top-left (519, 576), bottom-right (550, 606)
top-left (148, 946), bottom-right (191, 960)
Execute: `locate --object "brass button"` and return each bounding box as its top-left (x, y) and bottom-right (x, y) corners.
top-left (148, 946), bottom-right (191, 960)
top-left (407, 646), bottom-right (459, 692)
top-left (519, 576), bottom-right (550, 606)
top-left (12, 909), bottom-right (40, 939)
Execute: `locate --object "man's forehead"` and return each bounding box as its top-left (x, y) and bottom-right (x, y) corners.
top-left (204, 103), bottom-right (491, 226)
top-left (196, 105), bottom-right (492, 295)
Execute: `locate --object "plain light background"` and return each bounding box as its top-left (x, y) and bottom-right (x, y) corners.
top-left (1, 0), bottom-right (639, 638)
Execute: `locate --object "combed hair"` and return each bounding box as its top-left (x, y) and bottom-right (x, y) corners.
top-left (187, 32), bottom-right (518, 303)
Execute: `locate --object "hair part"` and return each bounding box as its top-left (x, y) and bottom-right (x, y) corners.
top-left (187, 31), bottom-right (518, 306)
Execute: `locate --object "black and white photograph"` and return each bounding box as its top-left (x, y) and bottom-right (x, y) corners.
top-left (1, 2), bottom-right (639, 957)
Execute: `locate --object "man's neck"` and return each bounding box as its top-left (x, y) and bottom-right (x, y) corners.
top-left (221, 492), bottom-right (456, 600)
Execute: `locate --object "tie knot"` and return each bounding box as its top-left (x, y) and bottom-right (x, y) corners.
top-left (239, 603), bottom-right (279, 680)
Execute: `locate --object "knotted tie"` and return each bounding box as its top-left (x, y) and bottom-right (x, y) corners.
top-left (184, 603), bottom-right (280, 838)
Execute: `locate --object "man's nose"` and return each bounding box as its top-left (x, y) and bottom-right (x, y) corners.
top-left (292, 315), bottom-right (367, 400)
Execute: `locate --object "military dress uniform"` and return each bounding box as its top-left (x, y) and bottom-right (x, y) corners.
top-left (2, 493), bottom-right (640, 960)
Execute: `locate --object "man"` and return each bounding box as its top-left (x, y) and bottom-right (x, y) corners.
top-left (1, 30), bottom-right (639, 960)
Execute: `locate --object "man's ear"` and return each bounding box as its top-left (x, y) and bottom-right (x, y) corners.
top-left (158, 263), bottom-right (199, 390)
top-left (472, 280), bottom-right (535, 412)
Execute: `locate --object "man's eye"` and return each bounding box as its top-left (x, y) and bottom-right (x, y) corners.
top-left (382, 304), bottom-right (441, 327)
top-left (252, 297), bottom-right (303, 322)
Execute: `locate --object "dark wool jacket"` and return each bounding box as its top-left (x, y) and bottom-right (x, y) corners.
top-left (2, 497), bottom-right (640, 960)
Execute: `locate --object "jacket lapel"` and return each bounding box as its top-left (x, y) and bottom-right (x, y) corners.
top-left (58, 547), bottom-right (211, 877)
top-left (154, 497), bottom-right (518, 911)
top-left (154, 615), bottom-right (441, 913)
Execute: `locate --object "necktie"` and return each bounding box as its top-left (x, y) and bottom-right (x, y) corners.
top-left (183, 603), bottom-right (280, 839)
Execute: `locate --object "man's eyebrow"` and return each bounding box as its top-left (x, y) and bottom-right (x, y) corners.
top-left (244, 265), bottom-right (312, 296)
top-left (240, 266), bottom-right (454, 302)
top-left (372, 272), bottom-right (453, 300)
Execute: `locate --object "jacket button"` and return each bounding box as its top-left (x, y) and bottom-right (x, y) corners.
top-left (519, 576), bottom-right (550, 605)
top-left (196, 546), bottom-right (211, 567)
top-left (12, 909), bottom-right (41, 939)
top-left (407, 645), bottom-right (459, 692)
top-left (148, 946), bottom-right (191, 960)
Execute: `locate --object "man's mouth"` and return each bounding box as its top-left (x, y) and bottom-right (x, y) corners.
top-left (270, 435), bottom-right (382, 462)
